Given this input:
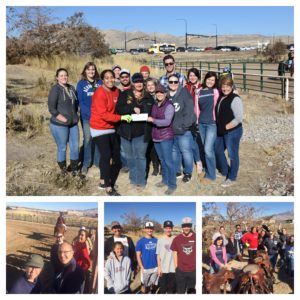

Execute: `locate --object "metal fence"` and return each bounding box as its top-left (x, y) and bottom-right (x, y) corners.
top-left (149, 60), bottom-right (294, 101)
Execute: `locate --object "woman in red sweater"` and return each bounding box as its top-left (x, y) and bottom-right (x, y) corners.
top-left (90, 69), bottom-right (132, 196)
top-left (73, 229), bottom-right (91, 272)
top-left (241, 226), bottom-right (259, 261)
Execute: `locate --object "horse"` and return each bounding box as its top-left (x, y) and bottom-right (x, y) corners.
top-left (54, 223), bottom-right (66, 236)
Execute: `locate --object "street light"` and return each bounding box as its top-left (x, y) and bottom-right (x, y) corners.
top-left (212, 24), bottom-right (218, 48)
top-left (176, 18), bottom-right (188, 50)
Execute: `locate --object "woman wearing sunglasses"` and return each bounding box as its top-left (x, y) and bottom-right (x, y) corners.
top-left (167, 74), bottom-right (196, 183)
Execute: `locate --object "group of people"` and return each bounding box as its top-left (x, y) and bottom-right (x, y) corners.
top-left (48, 54), bottom-right (243, 196)
top-left (104, 217), bottom-right (196, 294)
top-left (209, 224), bottom-right (294, 278)
top-left (9, 218), bottom-right (97, 294)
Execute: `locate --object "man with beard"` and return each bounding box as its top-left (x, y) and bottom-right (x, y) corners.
top-left (156, 220), bottom-right (176, 294)
top-left (170, 217), bottom-right (196, 294)
top-left (119, 69), bottom-right (132, 92)
top-left (9, 254), bottom-right (44, 294)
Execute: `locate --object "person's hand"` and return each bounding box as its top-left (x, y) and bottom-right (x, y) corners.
top-left (147, 116), bottom-right (154, 122)
top-left (121, 115), bottom-right (132, 123)
top-left (157, 266), bottom-right (162, 277)
top-left (56, 114), bottom-right (68, 123)
top-left (133, 107), bottom-right (141, 114)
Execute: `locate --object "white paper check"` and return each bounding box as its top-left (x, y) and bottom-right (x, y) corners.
top-left (131, 113), bottom-right (148, 121)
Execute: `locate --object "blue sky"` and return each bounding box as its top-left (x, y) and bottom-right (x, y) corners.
top-left (7, 202), bottom-right (98, 211)
top-left (104, 202), bottom-right (196, 226)
top-left (8, 6), bottom-right (294, 36)
top-left (202, 202), bottom-right (294, 217)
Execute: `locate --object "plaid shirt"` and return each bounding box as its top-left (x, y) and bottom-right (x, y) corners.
top-left (159, 72), bottom-right (186, 90)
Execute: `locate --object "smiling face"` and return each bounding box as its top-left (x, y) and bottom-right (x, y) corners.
top-left (114, 244), bottom-right (124, 257)
top-left (58, 242), bottom-right (74, 265)
top-left (112, 226), bottom-right (122, 237)
top-left (120, 73), bottom-right (130, 86)
top-left (164, 58), bottom-right (175, 73)
top-left (146, 80), bottom-right (156, 94)
top-left (78, 230), bottom-right (87, 243)
top-left (145, 227), bottom-right (154, 237)
top-left (182, 225), bottom-right (192, 235)
top-left (221, 84), bottom-right (233, 96)
top-left (133, 81), bottom-right (144, 92)
top-left (164, 226), bottom-right (173, 236)
top-left (113, 68), bottom-right (121, 79)
top-left (103, 71), bottom-right (115, 89)
top-left (188, 72), bottom-right (199, 85)
top-left (85, 65), bottom-right (96, 81)
top-left (25, 266), bottom-right (42, 283)
top-left (168, 75), bottom-right (179, 92)
top-left (155, 91), bottom-right (166, 102)
top-left (205, 76), bottom-right (216, 89)
top-left (56, 70), bottom-right (68, 86)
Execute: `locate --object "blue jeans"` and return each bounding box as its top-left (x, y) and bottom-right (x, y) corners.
top-left (199, 123), bottom-right (217, 180)
top-left (192, 134), bottom-right (201, 163)
top-left (154, 139), bottom-right (176, 190)
top-left (50, 123), bottom-right (79, 162)
top-left (215, 126), bottom-right (243, 181)
top-left (81, 119), bottom-right (100, 169)
top-left (121, 135), bottom-right (148, 186)
top-left (269, 253), bottom-right (278, 269)
top-left (172, 131), bottom-right (194, 175)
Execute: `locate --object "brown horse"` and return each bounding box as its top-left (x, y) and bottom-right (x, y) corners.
top-left (54, 224), bottom-right (66, 236)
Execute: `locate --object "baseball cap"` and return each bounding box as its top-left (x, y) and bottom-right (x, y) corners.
top-left (112, 64), bottom-right (121, 71)
top-left (145, 221), bottom-right (154, 228)
top-left (163, 220), bottom-right (174, 228)
top-left (181, 217), bottom-right (193, 227)
top-left (120, 69), bottom-right (130, 76)
top-left (111, 221), bottom-right (121, 228)
top-left (25, 254), bottom-right (44, 269)
top-left (131, 73), bottom-right (144, 83)
top-left (155, 84), bottom-right (166, 93)
top-left (80, 226), bottom-right (87, 231)
top-left (140, 65), bottom-right (150, 73)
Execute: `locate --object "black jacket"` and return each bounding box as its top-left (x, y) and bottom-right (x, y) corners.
top-left (104, 235), bottom-right (137, 271)
top-left (53, 258), bottom-right (85, 294)
top-left (48, 83), bottom-right (79, 126)
top-left (116, 89), bottom-right (154, 142)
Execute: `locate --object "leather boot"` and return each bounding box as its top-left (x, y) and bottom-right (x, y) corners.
top-left (152, 163), bottom-right (160, 176)
top-left (70, 159), bottom-right (79, 177)
top-left (57, 161), bottom-right (68, 175)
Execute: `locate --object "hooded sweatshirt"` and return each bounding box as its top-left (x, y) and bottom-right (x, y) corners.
top-left (167, 86), bottom-right (197, 135)
top-left (104, 251), bottom-right (131, 294)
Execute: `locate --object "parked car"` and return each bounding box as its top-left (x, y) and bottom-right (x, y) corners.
top-left (204, 47), bottom-right (215, 51)
top-left (129, 48), bottom-right (140, 55)
top-left (176, 47), bottom-right (186, 52)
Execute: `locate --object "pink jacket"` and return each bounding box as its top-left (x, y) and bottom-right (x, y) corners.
top-left (194, 88), bottom-right (219, 123)
top-left (210, 244), bottom-right (227, 266)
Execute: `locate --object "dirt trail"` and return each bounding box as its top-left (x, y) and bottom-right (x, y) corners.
top-left (6, 64), bottom-right (294, 196)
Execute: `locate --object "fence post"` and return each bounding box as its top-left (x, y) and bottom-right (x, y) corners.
top-left (208, 62), bottom-right (211, 71)
top-left (243, 63), bottom-right (246, 91)
top-left (260, 62), bottom-right (263, 92)
top-left (285, 78), bottom-right (289, 101)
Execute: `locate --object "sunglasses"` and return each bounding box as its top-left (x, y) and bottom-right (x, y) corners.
top-left (165, 62), bottom-right (174, 66)
top-left (168, 80), bottom-right (179, 84)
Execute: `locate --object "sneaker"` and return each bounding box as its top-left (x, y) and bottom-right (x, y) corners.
top-left (221, 179), bottom-right (235, 187)
top-left (164, 188), bottom-right (176, 195)
top-left (81, 167), bottom-right (88, 175)
top-left (98, 183), bottom-right (106, 190)
top-left (155, 182), bottom-right (166, 188)
top-left (106, 188), bottom-right (121, 196)
top-left (182, 174), bottom-right (192, 183)
top-left (176, 172), bottom-right (183, 178)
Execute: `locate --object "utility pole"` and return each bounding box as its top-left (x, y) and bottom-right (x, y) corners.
top-left (176, 18), bottom-right (188, 49)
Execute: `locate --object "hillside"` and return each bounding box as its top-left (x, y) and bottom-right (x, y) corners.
top-left (101, 29), bottom-right (293, 48)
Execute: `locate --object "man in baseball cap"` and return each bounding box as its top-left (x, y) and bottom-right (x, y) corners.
top-left (119, 69), bottom-right (131, 92)
top-left (104, 221), bottom-right (137, 274)
top-left (156, 220), bottom-right (176, 293)
top-left (9, 254), bottom-right (44, 293)
top-left (136, 221), bottom-right (158, 293)
top-left (171, 217), bottom-right (196, 293)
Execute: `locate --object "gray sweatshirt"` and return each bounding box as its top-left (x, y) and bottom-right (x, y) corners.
top-left (168, 86), bottom-right (197, 135)
top-left (104, 251), bottom-right (131, 294)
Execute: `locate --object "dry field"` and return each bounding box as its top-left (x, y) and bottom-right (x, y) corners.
top-left (6, 52), bottom-right (294, 196)
top-left (6, 219), bottom-right (79, 292)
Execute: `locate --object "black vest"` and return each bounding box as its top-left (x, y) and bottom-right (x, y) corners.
top-left (215, 91), bottom-right (242, 136)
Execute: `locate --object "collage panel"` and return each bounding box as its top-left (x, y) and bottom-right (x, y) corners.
top-left (6, 6), bottom-right (294, 197)
top-left (202, 201), bottom-right (294, 294)
top-left (104, 201), bottom-right (196, 294)
top-left (6, 202), bottom-right (98, 294)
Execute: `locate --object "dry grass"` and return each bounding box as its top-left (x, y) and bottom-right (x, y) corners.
top-left (6, 102), bottom-right (47, 138)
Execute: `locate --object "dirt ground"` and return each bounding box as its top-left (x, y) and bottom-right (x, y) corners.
top-left (6, 219), bottom-right (94, 293)
top-left (6, 64), bottom-right (294, 196)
